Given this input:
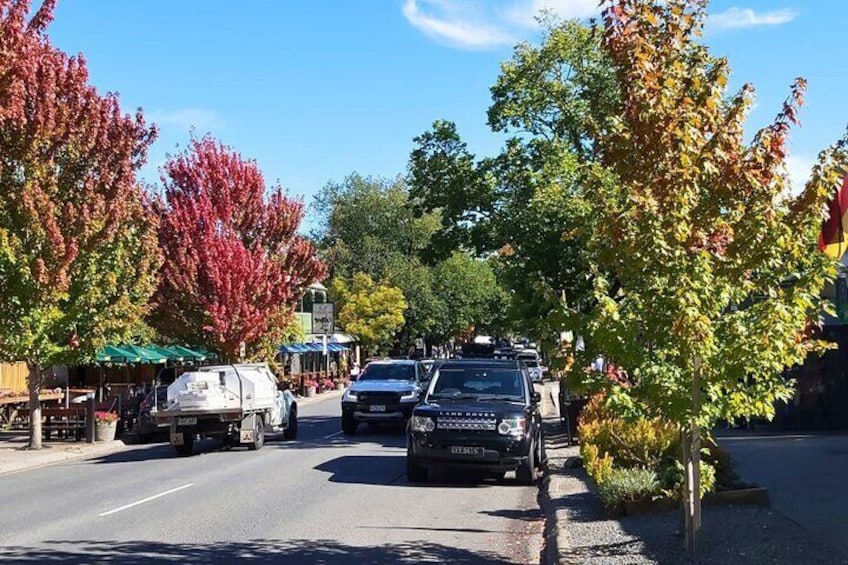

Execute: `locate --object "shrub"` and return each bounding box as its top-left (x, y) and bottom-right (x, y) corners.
top-left (597, 467), bottom-right (661, 509)
top-left (582, 442), bottom-right (614, 485)
top-left (657, 458), bottom-right (716, 498)
top-left (579, 395), bottom-right (678, 470)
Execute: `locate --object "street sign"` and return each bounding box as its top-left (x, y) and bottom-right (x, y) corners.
top-left (312, 303), bottom-right (334, 334)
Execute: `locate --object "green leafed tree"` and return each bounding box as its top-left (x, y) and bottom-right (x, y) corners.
top-left (567, 0), bottom-right (848, 548)
top-left (430, 252), bottom-right (504, 344)
top-left (0, 1), bottom-right (160, 449)
top-left (409, 19), bottom-right (617, 343)
top-left (331, 273), bottom-right (407, 356)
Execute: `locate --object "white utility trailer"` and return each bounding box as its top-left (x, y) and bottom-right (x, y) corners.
top-left (153, 363), bottom-right (298, 456)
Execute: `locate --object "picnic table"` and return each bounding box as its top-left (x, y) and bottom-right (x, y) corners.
top-left (0, 390), bottom-right (64, 427)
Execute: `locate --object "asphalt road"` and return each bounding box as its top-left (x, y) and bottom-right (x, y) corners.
top-left (721, 432), bottom-right (848, 557)
top-left (0, 393), bottom-right (543, 564)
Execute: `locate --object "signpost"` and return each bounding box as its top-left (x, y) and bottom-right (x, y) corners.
top-left (312, 303), bottom-right (335, 379)
top-left (311, 303), bottom-right (334, 335)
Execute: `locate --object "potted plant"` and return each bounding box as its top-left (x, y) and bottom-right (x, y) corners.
top-left (304, 377), bottom-right (317, 398)
top-left (321, 377), bottom-right (334, 393)
top-left (94, 411), bottom-right (119, 441)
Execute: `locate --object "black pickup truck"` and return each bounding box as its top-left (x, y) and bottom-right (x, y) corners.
top-left (405, 358), bottom-right (546, 485)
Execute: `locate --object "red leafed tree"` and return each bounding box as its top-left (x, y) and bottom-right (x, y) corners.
top-left (0, 0), bottom-right (159, 449)
top-left (153, 137), bottom-right (326, 359)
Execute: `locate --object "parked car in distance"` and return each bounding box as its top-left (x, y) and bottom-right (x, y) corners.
top-left (341, 359), bottom-right (427, 435)
top-left (406, 358), bottom-right (546, 485)
top-left (136, 386), bottom-right (170, 443)
top-left (517, 351), bottom-right (544, 383)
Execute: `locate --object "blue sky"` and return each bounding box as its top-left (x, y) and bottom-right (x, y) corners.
top-left (48, 0), bottom-right (847, 228)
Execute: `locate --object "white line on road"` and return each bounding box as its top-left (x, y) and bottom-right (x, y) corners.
top-left (322, 431), bottom-right (343, 440)
top-left (98, 483), bottom-right (195, 517)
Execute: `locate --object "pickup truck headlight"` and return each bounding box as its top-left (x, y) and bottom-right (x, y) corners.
top-left (342, 389), bottom-right (357, 402)
top-left (498, 417), bottom-right (526, 436)
top-left (400, 390), bottom-right (418, 402)
top-left (410, 415), bottom-right (435, 433)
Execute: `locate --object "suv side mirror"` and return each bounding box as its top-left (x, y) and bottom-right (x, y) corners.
top-left (531, 391), bottom-right (541, 404)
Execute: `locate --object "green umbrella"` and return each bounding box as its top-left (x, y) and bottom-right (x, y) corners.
top-left (96, 345), bottom-right (141, 364)
top-left (170, 345), bottom-right (208, 364)
top-left (147, 344), bottom-right (183, 362)
top-left (121, 344), bottom-right (169, 364)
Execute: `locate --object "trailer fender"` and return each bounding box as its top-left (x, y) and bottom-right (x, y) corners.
top-left (239, 413), bottom-right (260, 444)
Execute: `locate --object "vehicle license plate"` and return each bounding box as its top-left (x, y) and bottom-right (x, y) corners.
top-left (450, 446), bottom-right (483, 457)
top-left (370, 405), bottom-right (386, 412)
top-left (177, 417), bottom-right (197, 426)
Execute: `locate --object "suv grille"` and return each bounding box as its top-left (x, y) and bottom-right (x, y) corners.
top-left (358, 391), bottom-right (401, 404)
top-left (437, 416), bottom-right (497, 431)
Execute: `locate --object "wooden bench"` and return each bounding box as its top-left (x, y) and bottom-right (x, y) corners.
top-left (18, 407), bottom-right (87, 440)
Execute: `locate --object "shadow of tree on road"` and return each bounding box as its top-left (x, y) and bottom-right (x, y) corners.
top-left (4, 538), bottom-right (519, 564)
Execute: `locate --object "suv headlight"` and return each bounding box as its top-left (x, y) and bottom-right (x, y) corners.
top-left (342, 389), bottom-right (357, 402)
top-left (410, 415), bottom-right (435, 433)
top-left (498, 417), bottom-right (526, 436)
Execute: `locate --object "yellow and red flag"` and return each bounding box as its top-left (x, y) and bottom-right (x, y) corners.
top-left (818, 176), bottom-right (848, 259)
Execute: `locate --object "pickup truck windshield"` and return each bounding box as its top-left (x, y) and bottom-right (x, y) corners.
top-left (518, 357), bottom-right (540, 368)
top-left (429, 368), bottom-right (524, 401)
top-left (359, 364), bottom-right (415, 381)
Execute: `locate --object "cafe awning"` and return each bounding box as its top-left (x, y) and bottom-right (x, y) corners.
top-left (279, 342), bottom-right (349, 354)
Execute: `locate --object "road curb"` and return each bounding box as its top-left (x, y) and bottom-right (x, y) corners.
top-left (294, 388), bottom-right (344, 406)
top-left (539, 381), bottom-right (578, 565)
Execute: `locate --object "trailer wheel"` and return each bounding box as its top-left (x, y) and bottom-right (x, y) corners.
top-left (248, 415), bottom-right (265, 450)
top-left (283, 405), bottom-right (298, 440)
top-left (174, 432), bottom-right (194, 457)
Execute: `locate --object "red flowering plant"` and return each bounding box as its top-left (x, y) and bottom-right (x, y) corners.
top-left (94, 411), bottom-right (119, 424)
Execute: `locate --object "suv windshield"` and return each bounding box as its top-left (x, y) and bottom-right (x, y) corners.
top-left (359, 364), bottom-right (416, 381)
top-left (429, 367), bottom-right (525, 401)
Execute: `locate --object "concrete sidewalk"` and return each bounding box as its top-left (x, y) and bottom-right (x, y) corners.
top-left (537, 382), bottom-right (848, 564)
top-left (0, 431), bottom-right (132, 476)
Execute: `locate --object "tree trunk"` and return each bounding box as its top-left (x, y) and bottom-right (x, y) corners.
top-left (681, 357), bottom-right (702, 552)
top-left (27, 362), bottom-right (43, 450)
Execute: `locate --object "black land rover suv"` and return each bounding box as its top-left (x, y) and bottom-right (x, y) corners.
top-left (406, 358), bottom-right (545, 484)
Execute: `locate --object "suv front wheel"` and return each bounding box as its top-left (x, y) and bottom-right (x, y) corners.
top-left (342, 414), bottom-right (357, 435)
top-left (516, 440), bottom-right (536, 485)
top-left (406, 447), bottom-right (428, 482)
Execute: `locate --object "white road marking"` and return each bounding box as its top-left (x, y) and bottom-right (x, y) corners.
top-left (98, 483), bottom-right (195, 517)
top-left (322, 431), bottom-right (343, 440)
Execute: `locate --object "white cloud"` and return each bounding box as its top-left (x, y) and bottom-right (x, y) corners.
top-left (147, 108), bottom-right (223, 131)
top-left (402, 0), bottom-right (516, 49)
top-left (710, 7), bottom-right (797, 31)
top-left (785, 153), bottom-right (815, 196)
top-left (502, 0), bottom-right (596, 29)
top-left (402, 0), bottom-right (597, 50)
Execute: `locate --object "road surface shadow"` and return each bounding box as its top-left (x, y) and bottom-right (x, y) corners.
top-left (315, 454), bottom-right (516, 489)
top-left (2, 538), bottom-right (518, 564)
